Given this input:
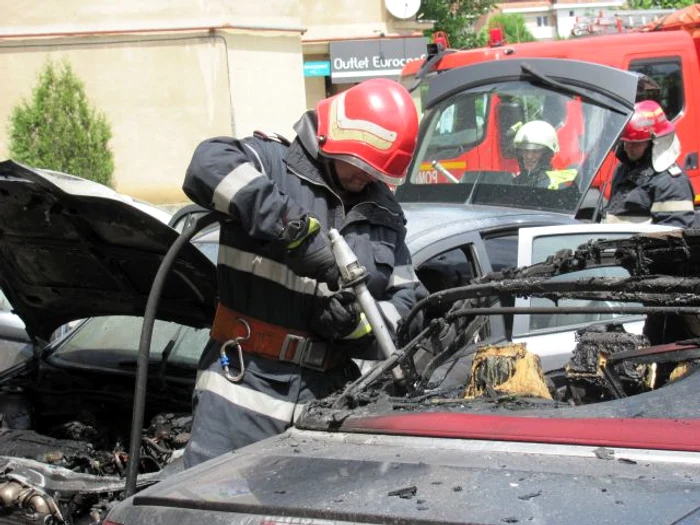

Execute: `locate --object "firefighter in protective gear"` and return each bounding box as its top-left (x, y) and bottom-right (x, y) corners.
top-left (603, 100), bottom-right (695, 227)
top-left (181, 78), bottom-right (428, 468)
top-left (512, 120), bottom-right (577, 190)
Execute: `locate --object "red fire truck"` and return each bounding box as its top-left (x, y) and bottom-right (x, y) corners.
top-left (400, 6), bottom-right (700, 211)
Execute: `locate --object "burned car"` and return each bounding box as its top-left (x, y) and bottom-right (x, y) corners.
top-left (0, 160), bottom-right (216, 524)
top-left (102, 61), bottom-right (700, 525)
top-left (5, 58), bottom-right (700, 524)
top-left (104, 218), bottom-right (700, 525)
top-left (0, 168), bottom-right (658, 524)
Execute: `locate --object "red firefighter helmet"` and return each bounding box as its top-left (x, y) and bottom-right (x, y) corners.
top-left (315, 78), bottom-right (418, 186)
top-left (621, 100), bottom-right (675, 142)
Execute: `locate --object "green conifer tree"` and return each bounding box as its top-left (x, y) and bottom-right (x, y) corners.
top-left (8, 59), bottom-right (114, 186)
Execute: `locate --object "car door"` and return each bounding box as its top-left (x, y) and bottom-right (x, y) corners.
top-left (511, 223), bottom-right (679, 371)
top-left (412, 227), bottom-right (528, 346)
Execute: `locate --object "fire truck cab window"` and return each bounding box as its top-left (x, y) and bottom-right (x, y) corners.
top-left (435, 93), bottom-right (487, 147)
top-left (629, 58), bottom-right (683, 121)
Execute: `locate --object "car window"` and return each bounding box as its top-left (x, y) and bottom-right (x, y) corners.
top-left (0, 290), bottom-right (12, 311)
top-left (629, 58), bottom-right (683, 121)
top-left (54, 315), bottom-right (209, 368)
top-left (531, 231), bottom-right (629, 263)
top-left (415, 244), bottom-right (490, 340)
top-left (194, 240), bottom-right (219, 263)
top-left (433, 92), bottom-right (488, 150)
top-left (530, 266), bottom-right (640, 330)
top-left (416, 246), bottom-right (477, 293)
top-left (483, 234), bottom-right (518, 272)
top-left (527, 231), bottom-right (645, 333)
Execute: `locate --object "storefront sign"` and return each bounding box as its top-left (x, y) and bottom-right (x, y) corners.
top-left (304, 61), bottom-right (331, 77)
top-left (330, 37), bottom-right (428, 84)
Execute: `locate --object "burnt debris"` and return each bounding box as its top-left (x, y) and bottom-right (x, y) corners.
top-left (310, 229), bottom-right (700, 422)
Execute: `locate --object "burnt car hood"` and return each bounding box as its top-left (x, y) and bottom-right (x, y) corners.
top-left (123, 428), bottom-right (700, 525)
top-left (0, 160), bottom-right (217, 341)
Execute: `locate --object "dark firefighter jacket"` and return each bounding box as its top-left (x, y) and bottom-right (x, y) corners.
top-left (182, 115), bottom-right (427, 359)
top-left (604, 147), bottom-right (695, 227)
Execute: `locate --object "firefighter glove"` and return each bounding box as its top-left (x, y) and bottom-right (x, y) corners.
top-left (310, 291), bottom-right (360, 340)
top-left (283, 215), bottom-right (340, 291)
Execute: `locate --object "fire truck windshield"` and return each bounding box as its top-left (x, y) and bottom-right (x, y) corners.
top-left (397, 79), bottom-right (628, 216)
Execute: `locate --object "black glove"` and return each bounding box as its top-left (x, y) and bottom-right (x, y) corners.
top-left (310, 291), bottom-right (359, 340)
top-left (282, 215), bottom-right (339, 291)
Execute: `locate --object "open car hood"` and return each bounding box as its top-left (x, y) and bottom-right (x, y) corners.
top-left (0, 160), bottom-right (217, 341)
top-left (398, 58), bottom-right (639, 216)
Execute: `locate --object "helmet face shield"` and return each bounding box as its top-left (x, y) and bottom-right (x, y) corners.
top-left (620, 101), bottom-right (680, 170)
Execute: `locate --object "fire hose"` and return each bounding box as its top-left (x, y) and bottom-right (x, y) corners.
top-left (328, 229), bottom-right (404, 383)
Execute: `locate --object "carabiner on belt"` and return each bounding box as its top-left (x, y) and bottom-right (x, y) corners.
top-left (219, 318), bottom-right (251, 383)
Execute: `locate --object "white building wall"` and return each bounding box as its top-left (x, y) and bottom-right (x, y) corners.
top-left (0, 0), bottom-right (307, 203)
top-left (553, 1), bottom-right (626, 38)
top-left (0, 0), bottom-right (425, 202)
top-left (0, 34), bottom-right (237, 203)
top-left (502, 7), bottom-right (557, 41)
top-left (223, 32), bottom-right (306, 140)
top-left (527, 13), bottom-right (558, 40)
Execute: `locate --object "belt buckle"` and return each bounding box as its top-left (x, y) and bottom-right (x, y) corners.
top-left (299, 340), bottom-right (329, 371)
top-left (279, 335), bottom-right (327, 371)
top-left (279, 334), bottom-right (308, 365)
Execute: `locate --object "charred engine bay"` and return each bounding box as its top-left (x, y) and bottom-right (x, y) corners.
top-left (303, 229), bottom-right (700, 426)
top-left (0, 358), bottom-right (191, 524)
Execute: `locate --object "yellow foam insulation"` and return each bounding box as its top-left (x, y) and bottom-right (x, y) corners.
top-left (669, 362), bottom-right (692, 383)
top-left (464, 343), bottom-right (552, 400)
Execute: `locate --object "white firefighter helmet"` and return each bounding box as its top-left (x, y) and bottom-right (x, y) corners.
top-left (513, 120), bottom-right (560, 153)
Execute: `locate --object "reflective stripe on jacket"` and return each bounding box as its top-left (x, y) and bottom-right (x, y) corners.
top-left (604, 160), bottom-right (695, 228)
top-left (182, 130), bottom-right (427, 353)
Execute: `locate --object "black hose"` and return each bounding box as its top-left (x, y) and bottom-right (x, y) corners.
top-left (125, 211), bottom-right (222, 497)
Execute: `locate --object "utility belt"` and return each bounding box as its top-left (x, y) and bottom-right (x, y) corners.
top-left (210, 303), bottom-right (341, 371)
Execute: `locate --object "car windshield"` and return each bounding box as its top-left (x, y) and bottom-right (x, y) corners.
top-left (51, 315), bottom-right (209, 369)
top-left (397, 78), bottom-right (628, 215)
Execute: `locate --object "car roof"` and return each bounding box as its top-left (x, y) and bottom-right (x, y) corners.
top-left (190, 202), bottom-right (580, 253)
top-left (403, 202), bottom-right (579, 252)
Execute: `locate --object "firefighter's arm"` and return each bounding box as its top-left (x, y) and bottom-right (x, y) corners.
top-left (650, 170), bottom-right (695, 227)
top-left (347, 239), bottom-right (428, 347)
top-left (182, 136), bottom-right (310, 242)
top-left (338, 240), bottom-right (428, 358)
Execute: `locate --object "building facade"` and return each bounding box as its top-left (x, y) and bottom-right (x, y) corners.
top-left (494, 0), bottom-right (671, 41)
top-left (0, 0), bottom-right (430, 203)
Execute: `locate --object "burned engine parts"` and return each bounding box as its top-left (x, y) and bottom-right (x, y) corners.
top-left (561, 325), bottom-right (652, 402)
top-left (0, 476), bottom-right (64, 523)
